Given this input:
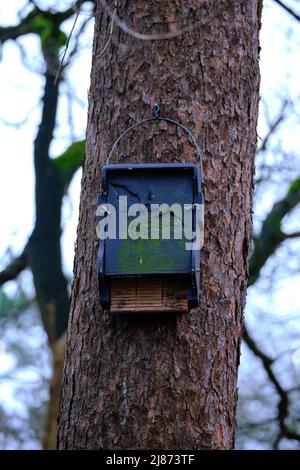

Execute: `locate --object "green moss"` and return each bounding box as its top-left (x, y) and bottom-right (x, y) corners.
top-left (53, 140), bottom-right (85, 186)
top-left (31, 15), bottom-right (67, 52)
top-left (115, 219), bottom-right (187, 274)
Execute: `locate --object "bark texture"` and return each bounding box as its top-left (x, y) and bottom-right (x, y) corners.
top-left (58, 0), bottom-right (261, 449)
top-left (43, 334), bottom-right (66, 450)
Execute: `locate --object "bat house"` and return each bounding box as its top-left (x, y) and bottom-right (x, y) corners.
top-left (97, 162), bottom-right (204, 314)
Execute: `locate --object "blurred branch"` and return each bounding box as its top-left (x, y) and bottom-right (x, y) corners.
top-left (0, 9), bottom-right (40, 43)
top-left (0, 249), bottom-right (28, 286)
top-left (243, 327), bottom-right (274, 367)
top-left (258, 100), bottom-right (289, 153)
top-left (0, 1), bottom-right (93, 46)
top-left (244, 172), bottom-right (300, 446)
top-left (62, 14), bottom-right (93, 68)
top-left (0, 111), bottom-right (35, 128)
top-left (54, 0), bottom-right (83, 84)
top-left (16, 39), bottom-right (43, 74)
top-left (244, 327), bottom-right (300, 448)
top-left (237, 417), bottom-right (277, 432)
top-left (273, 0), bottom-right (300, 23)
top-left (249, 175), bottom-right (300, 286)
top-left (52, 0), bottom-right (94, 23)
top-left (53, 140), bottom-right (85, 187)
top-left (281, 231), bottom-right (300, 240)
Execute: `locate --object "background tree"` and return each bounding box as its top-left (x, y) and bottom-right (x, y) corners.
top-left (58, 0), bottom-right (261, 449)
top-left (0, 0), bottom-right (93, 449)
top-left (237, 106), bottom-right (300, 447)
top-left (235, 2), bottom-right (300, 449)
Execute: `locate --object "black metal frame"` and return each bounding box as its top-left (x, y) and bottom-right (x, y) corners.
top-left (106, 105), bottom-right (204, 187)
top-left (98, 107), bottom-right (204, 312)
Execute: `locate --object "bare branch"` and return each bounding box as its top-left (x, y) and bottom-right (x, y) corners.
top-left (28, 0), bottom-right (92, 19)
top-left (99, 0), bottom-right (229, 41)
top-left (258, 100), bottom-right (289, 153)
top-left (54, 0), bottom-right (94, 22)
top-left (243, 327), bottom-right (274, 367)
top-left (243, 327), bottom-right (300, 447)
top-left (16, 39), bottom-right (43, 74)
top-left (282, 231), bottom-right (300, 240)
top-left (273, 0), bottom-right (300, 23)
top-left (0, 8), bottom-right (40, 43)
top-left (54, 1), bottom-right (83, 84)
top-left (0, 99), bottom-right (40, 128)
top-left (0, 249), bottom-right (28, 286)
top-left (62, 14), bottom-right (93, 67)
top-left (0, 1), bottom-right (93, 45)
top-left (245, 171), bottom-right (300, 445)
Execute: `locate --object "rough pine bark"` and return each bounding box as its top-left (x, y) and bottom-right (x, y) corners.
top-left (58, 0), bottom-right (261, 449)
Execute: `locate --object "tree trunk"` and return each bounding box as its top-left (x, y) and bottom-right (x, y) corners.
top-left (43, 334), bottom-right (66, 450)
top-left (58, 0), bottom-right (261, 450)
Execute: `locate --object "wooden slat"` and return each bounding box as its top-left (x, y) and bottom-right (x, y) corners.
top-left (110, 277), bottom-right (188, 314)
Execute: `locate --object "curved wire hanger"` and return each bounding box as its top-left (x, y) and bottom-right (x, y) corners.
top-left (106, 104), bottom-right (204, 185)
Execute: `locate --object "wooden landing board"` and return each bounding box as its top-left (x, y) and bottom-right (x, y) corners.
top-left (110, 277), bottom-right (188, 314)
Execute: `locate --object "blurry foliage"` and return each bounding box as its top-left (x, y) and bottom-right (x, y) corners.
top-left (0, 288), bottom-right (31, 322)
top-left (0, 0), bottom-right (93, 450)
top-left (0, 294), bottom-right (51, 449)
top-left (53, 139), bottom-right (85, 187)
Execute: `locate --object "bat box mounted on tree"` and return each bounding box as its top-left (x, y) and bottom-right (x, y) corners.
top-left (97, 106), bottom-right (204, 314)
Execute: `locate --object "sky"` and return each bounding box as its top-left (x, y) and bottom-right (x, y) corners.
top-left (0, 0), bottom-right (300, 449)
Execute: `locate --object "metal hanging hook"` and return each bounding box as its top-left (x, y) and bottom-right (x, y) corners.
top-left (152, 103), bottom-right (160, 118)
top-left (106, 105), bottom-right (204, 185)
